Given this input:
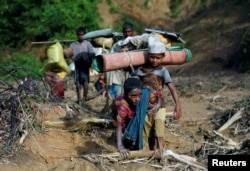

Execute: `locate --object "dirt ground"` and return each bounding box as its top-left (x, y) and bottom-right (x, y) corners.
top-left (0, 71), bottom-right (249, 171)
top-left (1, 1), bottom-right (250, 171)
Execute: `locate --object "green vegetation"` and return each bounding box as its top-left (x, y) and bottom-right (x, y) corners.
top-left (0, 0), bottom-right (101, 49)
top-left (0, 49), bottom-right (47, 79)
top-left (228, 29), bottom-right (250, 72)
top-left (0, 0), bottom-right (250, 74)
top-left (142, 0), bottom-right (150, 10)
top-left (207, 20), bottom-right (224, 32)
top-left (0, 0), bottom-right (102, 77)
top-left (197, 1), bottom-right (207, 13)
top-left (109, 5), bottom-right (121, 14)
top-left (170, 0), bottom-right (183, 18)
top-left (234, 98), bottom-right (250, 109)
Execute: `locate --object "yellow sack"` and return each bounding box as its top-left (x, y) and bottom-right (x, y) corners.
top-left (92, 37), bottom-right (114, 49)
top-left (156, 33), bottom-right (173, 47)
top-left (43, 41), bottom-right (71, 73)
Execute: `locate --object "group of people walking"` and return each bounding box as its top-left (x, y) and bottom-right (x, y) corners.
top-left (68, 22), bottom-right (182, 156)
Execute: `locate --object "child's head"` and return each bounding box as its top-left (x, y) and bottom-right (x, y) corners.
top-left (124, 77), bottom-right (142, 106)
top-left (148, 42), bottom-right (166, 67)
top-left (76, 27), bottom-right (87, 41)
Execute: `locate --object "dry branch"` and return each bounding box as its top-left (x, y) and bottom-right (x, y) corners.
top-left (98, 150), bottom-right (158, 160)
top-left (163, 150), bottom-right (207, 170)
top-left (44, 118), bottom-right (113, 129)
top-left (96, 149), bottom-right (206, 170)
top-left (217, 108), bottom-right (244, 132)
top-left (213, 130), bottom-right (240, 149)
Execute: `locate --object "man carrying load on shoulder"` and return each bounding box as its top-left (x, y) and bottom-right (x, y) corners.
top-left (70, 27), bottom-right (95, 106)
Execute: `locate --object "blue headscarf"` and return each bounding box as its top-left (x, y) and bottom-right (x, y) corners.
top-left (123, 87), bottom-right (150, 150)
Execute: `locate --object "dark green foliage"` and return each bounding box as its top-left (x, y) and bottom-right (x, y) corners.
top-left (0, 0), bottom-right (102, 49)
top-left (228, 29), bottom-right (250, 72)
top-left (0, 48), bottom-right (47, 79)
top-left (170, 0), bottom-right (183, 18)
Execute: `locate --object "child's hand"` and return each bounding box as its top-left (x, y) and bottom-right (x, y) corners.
top-left (174, 105), bottom-right (182, 119)
top-left (118, 147), bottom-right (130, 159)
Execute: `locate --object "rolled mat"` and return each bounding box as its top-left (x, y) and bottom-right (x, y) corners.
top-left (83, 28), bottom-right (113, 40)
top-left (92, 46), bottom-right (192, 72)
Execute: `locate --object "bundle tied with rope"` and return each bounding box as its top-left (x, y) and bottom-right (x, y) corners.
top-left (92, 32), bottom-right (192, 72)
top-left (92, 46), bottom-right (192, 72)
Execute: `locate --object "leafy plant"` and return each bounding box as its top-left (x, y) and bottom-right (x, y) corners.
top-left (0, 48), bottom-right (47, 80)
top-left (228, 29), bottom-right (250, 72)
top-left (109, 5), bottom-right (120, 14)
top-left (170, 0), bottom-right (183, 18)
top-left (0, 0), bottom-right (102, 49)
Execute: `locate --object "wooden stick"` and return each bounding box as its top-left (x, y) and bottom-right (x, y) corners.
top-left (98, 150), bottom-right (158, 160)
top-left (217, 108), bottom-right (244, 132)
top-left (163, 150), bottom-right (207, 170)
top-left (213, 130), bottom-right (240, 148)
top-left (81, 149), bottom-right (207, 171)
top-left (44, 118), bottom-right (113, 129)
top-left (31, 39), bottom-right (75, 45)
top-left (98, 149), bottom-right (206, 170)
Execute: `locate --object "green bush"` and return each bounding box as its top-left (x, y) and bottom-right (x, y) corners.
top-left (0, 48), bottom-right (47, 80)
top-left (228, 29), bottom-right (250, 72)
top-left (0, 0), bottom-right (101, 49)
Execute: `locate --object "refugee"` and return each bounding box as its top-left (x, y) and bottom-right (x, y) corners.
top-left (122, 22), bottom-right (135, 39)
top-left (111, 77), bottom-right (143, 158)
top-left (106, 22), bottom-right (135, 100)
top-left (131, 42), bottom-right (182, 150)
top-left (94, 73), bottom-right (108, 101)
top-left (70, 27), bottom-right (95, 106)
top-left (94, 73), bottom-right (105, 92)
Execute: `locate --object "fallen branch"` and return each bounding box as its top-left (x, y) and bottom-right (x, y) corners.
top-left (44, 118), bottom-right (113, 129)
top-left (216, 85), bottom-right (227, 93)
top-left (217, 108), bottom-right (244, 132)
top-left (81, 155), bottom-right (114, 171)
top-left (213, 130), bottom-right (240, 149)
top-left (98, 150), bottom-right (157, 160)
top-left (96, 149), bottom-right (206, 170)
top-left (201, 94), bottom-right (226, 103)
top-left (163, 150), bottom-right (207, 171)
top-left (201, 141), bottom-right (237, 150)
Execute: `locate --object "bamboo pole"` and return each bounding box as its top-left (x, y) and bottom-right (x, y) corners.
top-left (44, 118), bottom-right (113, 129)
top-left (31, 40), bottom-right (75, 45)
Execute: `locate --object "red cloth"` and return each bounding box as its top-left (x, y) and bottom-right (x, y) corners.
top-left (111, 96), bottom-right (135, 128)
top-left (45, 72), bottom-right (64, 99)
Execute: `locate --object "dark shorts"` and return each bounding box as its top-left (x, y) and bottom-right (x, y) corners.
top-left (74, 67), bottom-right (89, 86)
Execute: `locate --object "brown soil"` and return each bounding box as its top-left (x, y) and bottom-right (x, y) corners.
top-left (1, 1), bottom-right (250, 171)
